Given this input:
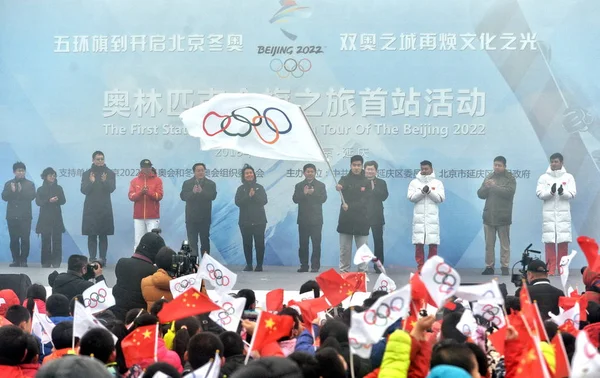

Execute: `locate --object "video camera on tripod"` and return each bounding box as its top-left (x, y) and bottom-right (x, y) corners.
top-left (510, 243), bottom-right (542, 287)
top-left (170, 240), bottom-right (198, 277)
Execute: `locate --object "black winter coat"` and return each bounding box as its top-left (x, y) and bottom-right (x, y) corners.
top-left (51, 271), bottom-right (105, 302)
top-left (235, 183), bottom-right (267, 226)
top-left (180, 177), bottom-right (217, 224)
top-left (2, 178), bottom-right (35, 220)
top-left (336, 172), bottom-right (371, 236)
top-left (515, 278), bottom-right (565, 320)
top-left (35, 182), bottom-right (66, 234)
top-left (81, 165), bottom-right (116, 235)
top-left (292, 179), bottom-right (327, 225)
top-left (112, 255), bottom-right (158, 320)
top-left (220, 354), bottom-right (246, 377)
top-left (365, 178), bottom-right (389, 226)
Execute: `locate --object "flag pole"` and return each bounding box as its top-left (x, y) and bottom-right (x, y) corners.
top-left (244, 311), bottom-right (262, 365)
top-left (298, 107), bottom-right (346, 205)
top-left (349, 349), bottom-right (356, 378)
top-left (154, 322), bottom-right (159, 363)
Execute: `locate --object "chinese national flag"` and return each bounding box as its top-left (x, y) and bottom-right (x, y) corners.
top-left (403, 302), bottom-right (420, 333)
top-left (251, 312), bottom-right (295, 352)
top-left (558, 320), bottom-right (579, 337)
top-left (559, 295), bottom-right (588, 322)
top-left (520, 284), bottom-right (548, 341)
top-left (121, 324), bottom-right (157, 367)
top-left (315, 269), bottom-right (355, 307)
top-left (488, 326), bottom-right (508, 356)
top-left (515, 337), bottom-right (550, 377)
top-left (341, 272), bottom-right (367, 293)
top-left (552, 333), bottom-right (570, 378)
top-left (578, 236), bottom-right (600, 272)
top-left (266, 289), bottom-right (284, 312)
top-left (157, 288), bottom-right (220, 323)
top-left (409, 273), bottom-right (436, 308)
top-left (288, 296), bottom-right (330, 329)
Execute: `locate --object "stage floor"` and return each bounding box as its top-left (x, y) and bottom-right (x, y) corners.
top-left (0, 263), bottom-right (579, 294)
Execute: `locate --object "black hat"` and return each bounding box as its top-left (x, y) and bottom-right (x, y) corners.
top-left (136, 232), bottom-right (165, 262)
top-left (527, 259), bottom-right (549, 273)
top-left (140, 159), bottom-right (152, 168)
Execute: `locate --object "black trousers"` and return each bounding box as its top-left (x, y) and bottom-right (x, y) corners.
top-left (186, 221), bottom-right (211, 256)
top-left (41, 230), bottom-right (62, 267)
top-left (7, 218), bottom-right (31, 263)
top-left (88, 235), bottom-right (108, 262)
top-left (298, 223), bottom-right (322, 270)
top-left (370, 224), bottom-right (384, 265)
top-left (239, 224), bottom-right (266, 267)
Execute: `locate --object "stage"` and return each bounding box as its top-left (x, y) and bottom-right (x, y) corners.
top-left (0, 264), bottom-right (582, 306)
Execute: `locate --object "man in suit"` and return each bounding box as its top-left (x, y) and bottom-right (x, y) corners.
top-left (293, 164), bottom-right (327, 273)
top-left (364, 161), bottom-right (388, 273)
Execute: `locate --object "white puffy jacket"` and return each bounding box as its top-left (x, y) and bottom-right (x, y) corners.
top-left (407, 172), bottom-right (445, 245)
top-left (536, 166), bottom-right (576, 243)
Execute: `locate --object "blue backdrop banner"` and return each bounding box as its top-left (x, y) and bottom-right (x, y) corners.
top-left (1, 0), bottom-right (599, 268)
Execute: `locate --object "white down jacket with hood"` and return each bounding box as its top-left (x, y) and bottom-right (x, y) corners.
top-left (407, 171), bottom-right (445, 245)
top-left (536, 166), bottom-right (576, 243)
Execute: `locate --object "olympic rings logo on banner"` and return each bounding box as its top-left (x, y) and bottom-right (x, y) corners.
top-left (433, 262), bottom-right (458, 294)
top-left (270, 58), bottom-right (312, 78)
top-left (174, 277), bottom-right (197, 293)
top-left (559, 259), bottom-right (568, 276)
top-left (481, 290), bottom-right (496, 300)
top-left (462, 324), bottom-right (472, 337)
top-left (348, 337), bottom-right (372, 350)
top-left (206, 263), bottom-right (231, 287)
top-left (216, 301), bottom-right (236, 325)
top-left (377, 280), bottom-right (389, 292)
top-left (84, 288), bottom-right (107, 309)
top-left (363, 298), bottom-right (405, 327)
top-left (480, 304), bottom-right (503, 327)
top-left (203, 106), bottom-right (293, 145)
top-left (360, 255), bottom-right (373, 263)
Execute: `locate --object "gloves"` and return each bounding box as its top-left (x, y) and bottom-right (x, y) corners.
top-left (551, 183), bottom-right (556, 194)
top-left (422, 185), bottom-right (430, 194)
top-left (558, 185), bottom-right (564, 195)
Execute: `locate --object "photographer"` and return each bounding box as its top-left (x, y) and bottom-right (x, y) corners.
top-left (49, 254), bottom-right (104, 302)
top-left (112, 231), bottom-right (165, 321)
top-left (515, 260), bottom-right (564, 319)
top-left (141, 246), bottom-right (175, 311)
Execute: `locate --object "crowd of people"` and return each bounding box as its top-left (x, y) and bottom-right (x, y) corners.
top-left (0, 225), bottom-right (599, 377)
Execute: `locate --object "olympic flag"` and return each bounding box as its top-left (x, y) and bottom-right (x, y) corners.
top-left (180, 93), bottom-right (326, 162)
top-left (209, 294), bottom-right (246, 333)
top-left (198, 253), bottom-right (238, 294)
top-left (169, 273), bottom-right (202, 299)
top-left (372, 273), bottom-right (397, 293)
top-left (82, 280), bottom-right (115, 314)
top-left (420, 256), bottom-right (461, 307)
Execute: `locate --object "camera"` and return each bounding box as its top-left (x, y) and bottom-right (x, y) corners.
top-left (169, 240), bottom-right (198, 277)
top-left (510, 243), bottom-right (541, 287)
top-left (82, 261), bottom-right (102, 280)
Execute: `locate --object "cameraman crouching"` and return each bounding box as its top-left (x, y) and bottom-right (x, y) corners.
top-left (142, 247), bottom-right (176, 311)
top-left (49, 255), bottom-right (104, 302)
top-left (515, 260), bottom-right (564, 319)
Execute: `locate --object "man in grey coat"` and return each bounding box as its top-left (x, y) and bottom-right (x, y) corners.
top-left (477, 156), bottom-right (516, 276)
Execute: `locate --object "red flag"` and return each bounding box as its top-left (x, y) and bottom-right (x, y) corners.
top-left (157, 288), bottom-right (220, 323)
top-left (266, 289), bottom-right (284, 312)
top-left (341, 272), bottom-right (367, 293)
top-left (121, 324), bottom-right (157, 367)
top-left (558, 320), bottom-right (579, 337)
top-left (251, 312), bottom-right (295, 352)
top-left (559, 295), bottom-right (588, 322)
top-left (520, 284), bottom-right (548, 341)
top-left (288, 296), bottom-right (330, 329)
top-left (515, 335), bottom-right (550, 377)
top-left (488, 326), bottom-right (507, 356)
top-left (315, 269), bottom-right (355, 307)
top-left (409, 273), bottom-right (435, 308)
top-left (578, 236), bottom-right (600, 271)
top-left (552, 333), bottom-right (570, 378)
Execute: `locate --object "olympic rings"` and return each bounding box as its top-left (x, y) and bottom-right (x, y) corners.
top-left (377, 280), bottom-right (389, 292)
top-left (462, 324), bottom-right (472, 337)
top-left (270, 58), bottom-right (312, 78)
top-left (363, 298), bottom-right (405, 327)
top-left (84, 288), bottom-right (107, 309)
top-left (480, 304), bottom-right (503, 327)
top-left (216, 301), bottom-right (236, 325)
top-left (202, 107), bottom-right (293, 144)
top-left (174, 277), bottom-right (197, 293)
top-left (559, 260), bottom-right (568, 276)
top-left (481, 290), bottom-right (496, 299)
top-left (348, 337), bottom-right (372, 350)
top-left (433, 262), bottom-right (458, 294)
top-left (206, 263), bottom-right (231, 287)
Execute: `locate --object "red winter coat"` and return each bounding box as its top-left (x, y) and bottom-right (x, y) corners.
top-left (128, 172), bottom-right (163, 219)
top-left (18, 363), bottom-right (39, 378)
top-left (0, 365), bottom-right (26, 378)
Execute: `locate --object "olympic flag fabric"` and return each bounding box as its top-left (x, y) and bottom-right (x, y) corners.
top-left (350, 284), bottom-right (411, 345)
top-left (455, 280), bottom-right (504, 305)
top-left (472, 300), bottom-right (506, 329)
top-left (169, 273), bottom-right (202, 299)
top-left (186, 351), bottom-right (222, 378)
top-left (353, 244), bottom-right (376, 266)
top-left (372, 273), bottom-right (397, 293)
top-left (198, 253), bottom-right (237, 294)
top-left (560, 250), bottom-right (578, 291)
top-left (32, 304), bottom-right (54, 345)
top-left (456, 309), bottom-right (478, 338)
top-left (209, 295), bottom-right (246, 333)
top-left (82, 280), bottom-right (116, 315)
top-left (348, 309), bottom-right (374, 359)
top-left (571, 330), bottom-right (600, 378)
top-left (181, 93), bottom-right (325, 162)
top-left (73, 301), bottom-right (118, 343)
top-left (420, 256), bottom-right (461, 307)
